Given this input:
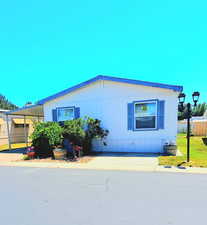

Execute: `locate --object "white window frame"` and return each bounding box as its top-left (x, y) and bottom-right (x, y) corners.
top-left (57, 107), bottom-right (75, 122)
top-left (134, 100), bottom-right (158, 131)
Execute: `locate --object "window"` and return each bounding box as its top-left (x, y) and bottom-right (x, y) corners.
top-left (134, 101), bottom-right (157, 130)
top-left (57, 107), bottom-right (74, 122)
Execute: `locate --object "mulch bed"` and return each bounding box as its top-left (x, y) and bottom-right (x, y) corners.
top-left (18, 156), bottom-right (94, 164)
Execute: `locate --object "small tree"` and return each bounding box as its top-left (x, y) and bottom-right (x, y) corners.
top-left (178, 102), bottom-right (207, 120)
top-left (192, 103), bottom-right (207, 117)
top-left (0, 94), bottom-right (18, 110)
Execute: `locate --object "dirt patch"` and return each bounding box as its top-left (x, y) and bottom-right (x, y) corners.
top-left (17, 156), bottom-right (94, 164)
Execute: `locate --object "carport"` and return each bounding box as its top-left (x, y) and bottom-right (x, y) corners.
top-left (5, 104), bottom-right (44, 150)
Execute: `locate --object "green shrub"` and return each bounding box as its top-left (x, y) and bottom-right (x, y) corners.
top-left (31, 122), bottom-right (63, 146)
top-left (86, 117), bottom-right (109, 140)
top-left (83, 117), bottom-right (109, 154)
top-left (30, 117), bottom-right (109, 157)
top-left (62, 117), bottom-right (109, 155)
top-left (62, 118), bottom-right (86, 145)
top-left (30, 122), bottom-right (63, 158)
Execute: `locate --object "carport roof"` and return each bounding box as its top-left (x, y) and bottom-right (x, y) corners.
top-left (13, 118), bottom-right (33, 124)
top-left (6, 104), bottom-right (44, 117)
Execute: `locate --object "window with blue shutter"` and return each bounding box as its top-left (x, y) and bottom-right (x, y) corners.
top-left (127, 103), bottom-right (134, 130)
top-left (54, 106), bottom-right (80, 122)
top-left (74, 107), bottom-right (80, 119)
top-left (52, 109), bottom-right (57, 122)
top-left (157, 100), bottom-right (165, 129)
top-left (128, 99), bottom-right (165, 131)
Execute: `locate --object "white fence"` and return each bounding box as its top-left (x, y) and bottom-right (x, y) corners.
top-left (178, 120), bottom-right (207, 136)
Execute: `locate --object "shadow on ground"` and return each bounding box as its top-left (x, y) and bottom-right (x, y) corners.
top-left (92, 152), bottom-right (160, 158)
top-left (0, 148), bottom-right (26, 154)
top-left (1, 149), bottom-right (160, 158)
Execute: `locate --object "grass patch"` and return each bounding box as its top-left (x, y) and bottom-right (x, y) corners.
top-left (159, 134), bottom-right (207, 167)
top-left (0, 143), bottom-right (31, 151)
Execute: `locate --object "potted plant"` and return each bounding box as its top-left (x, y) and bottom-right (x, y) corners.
top-left (53, 145), bottom-right (67, 160)
top-left (163, 141), bottom-right (177, 156)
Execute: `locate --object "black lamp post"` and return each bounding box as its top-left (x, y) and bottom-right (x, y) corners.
top-left (178, 91), bottom-right (200, 162)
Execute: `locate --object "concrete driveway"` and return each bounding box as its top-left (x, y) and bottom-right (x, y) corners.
top-left (87, 153), bottom-right (158, 171)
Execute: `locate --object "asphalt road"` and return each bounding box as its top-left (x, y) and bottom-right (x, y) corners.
top-left (0, 167), bottom-right (207, 225)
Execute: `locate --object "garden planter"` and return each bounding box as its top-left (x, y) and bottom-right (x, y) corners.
top-left (202, 138), bottom-right (207, 146)
top-left (74, 145), bottom-right (83, 157)
top-left (53, 148), bottom-right (67, 160)
top-left (163, 145), bottom-right (177, 156)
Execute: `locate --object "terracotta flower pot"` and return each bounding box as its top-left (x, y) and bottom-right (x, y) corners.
top-left (27, 151), bottom-right (35, 158)
top-left (53, 148), bottom-right (67, 160)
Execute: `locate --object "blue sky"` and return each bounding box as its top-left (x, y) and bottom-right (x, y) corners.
top-left (0, 0), bottom-right (206, 106)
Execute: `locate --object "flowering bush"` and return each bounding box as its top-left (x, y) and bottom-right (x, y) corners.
top-left (26, 146), bottom-right (35, 152)
top-left (26, 146), bottom-right (35, 159)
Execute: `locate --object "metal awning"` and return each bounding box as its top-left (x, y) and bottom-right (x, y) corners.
top-left (6, 104), bottom-right (44, 117)
top-left (12, 118), bottom-right (33, 124)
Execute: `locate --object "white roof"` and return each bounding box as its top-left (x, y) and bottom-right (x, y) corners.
top-left (0, 109), bottom-right (9, 112)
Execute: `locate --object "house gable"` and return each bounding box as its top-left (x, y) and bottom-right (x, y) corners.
top-left (38, 75), bottom-right (183, 105)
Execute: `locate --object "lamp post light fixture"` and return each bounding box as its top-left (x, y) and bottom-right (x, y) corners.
top-left (178, 91), bottom-right (200, 162)
top-left (192, 92), bottom-right (200, 106)
top-left (178, 93), bottom-right (186, 110)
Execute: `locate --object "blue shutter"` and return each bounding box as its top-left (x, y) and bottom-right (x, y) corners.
top-left (74, 107), bottom-right (80, 119)
top-left (157, 100), bottom-right (165, 129)
top-left (127, 103), bottom-right (134, 130)
top-left (52, 109), bottom-right (57, 122)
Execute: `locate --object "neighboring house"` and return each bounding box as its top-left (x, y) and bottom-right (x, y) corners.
top-left (7, 75), bottom-right (183, 153)
top-left (0, 109), bottom-right (34, 146)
